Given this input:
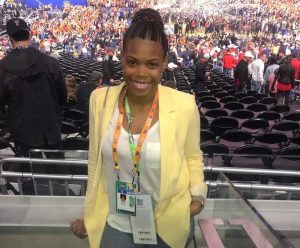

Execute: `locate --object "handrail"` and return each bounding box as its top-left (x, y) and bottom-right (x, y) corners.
top-left (208, 181), bottom-right (300, 192)
top-left (1, 157), bottom-right (300, 177)
top-left (0, 157), bottom-right (300, 193)
top-left (205, 166), bottom-right (300, 177)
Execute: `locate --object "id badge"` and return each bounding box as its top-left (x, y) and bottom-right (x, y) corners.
top-left (130, 194), bottom-right (157, 245)
top-left (115, 181), bottom-right (136, 215)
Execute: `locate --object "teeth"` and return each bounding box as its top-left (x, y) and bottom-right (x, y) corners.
top-left (133, 82), bottom-right (149, 89)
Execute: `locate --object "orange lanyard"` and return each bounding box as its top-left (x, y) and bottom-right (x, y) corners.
top-left (112, 90), bottom-right (158, 191)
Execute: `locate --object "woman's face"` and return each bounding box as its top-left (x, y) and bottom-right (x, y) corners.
top-left (122, 38), bottom-right (167, 98)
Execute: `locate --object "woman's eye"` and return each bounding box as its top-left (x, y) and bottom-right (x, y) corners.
top-left (148, 63), bottom-right (158, 68)
top-left (127, 60), bottom-right (136, 66)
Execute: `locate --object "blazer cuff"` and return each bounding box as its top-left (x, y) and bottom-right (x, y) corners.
top-left (191, 195), bottom-right (205, 205)
top-left (190, 185), bottom-right (207, 200)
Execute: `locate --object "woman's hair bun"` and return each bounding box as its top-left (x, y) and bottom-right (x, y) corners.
top-left (131, 8), bottom-right (164, 31)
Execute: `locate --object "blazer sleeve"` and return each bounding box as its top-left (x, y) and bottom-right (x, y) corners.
top-left (184, 100), bottom-right (207, 198)
top-left (85, 90), bottom-right (99, 205)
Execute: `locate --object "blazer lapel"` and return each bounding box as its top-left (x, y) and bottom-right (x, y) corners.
top-left (97, 84), bottom-right (124, 162)
top-left (158, 85), bottom-right (176, 201)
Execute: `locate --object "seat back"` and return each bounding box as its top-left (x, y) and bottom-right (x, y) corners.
top-left (210, 116), bottom-right (238, 136)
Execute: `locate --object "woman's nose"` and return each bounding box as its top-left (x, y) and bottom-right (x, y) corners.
top-left (135, 64), bottom-right (148, 76)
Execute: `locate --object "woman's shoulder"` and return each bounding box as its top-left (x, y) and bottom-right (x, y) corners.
top-left (160, 84), bottom-right (195, 103)
top-left (90, 84), bottom-right (124, 108)
top-left (159, 85), bottom-right (197, 116)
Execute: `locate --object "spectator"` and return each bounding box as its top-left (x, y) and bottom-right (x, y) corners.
top-left (222, 48), bottom-right (236, 78)
top-left (263, 56), bottom-right (279, 96)
top-left (234, 51), bottom-right (254, 91)
top-left (65, 74), bottom-right (77, 106)
top-left (102, 52), bottom-right (115, 86)
top-left (194, 53), bottom-right (209, 92)
top-left (291, 51), bottom-right (300, 80)
top-left (248, 54), bottom-right (267, 93)
top-left (0, 18), bottom-right (67, 159)
top-left (273, 55), bottom-right (295, 105)
top-left (76, 71), bottom-right (104, 116)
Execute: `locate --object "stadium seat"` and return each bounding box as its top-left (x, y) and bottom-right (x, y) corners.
top-left (228, 144), bottom-right (273, 182)
top-left (259, 97), bottom-right (277, 108)
top-left (62, 137), bottom-right (89, 150)
top-left (234, 92), bottom-right (248, 99)
top-left (246, 103), bottom-right (268, 117)
top-left (198, 96), bottom-right (217, 104)
top-left (210, 116), bottom-right (238, 136)
top-left (219, 96), bottom-right (237, 105)
top-left (256, 111), bottom-right (281, 127)
top-left (272, 146), bottom-right (300, 183)
top-left (200, 129), bottom-right (216, 144)
top-left (239, 96), bottom-right (257, 106)
top-left (205, 108), bottom-right (228, 123)
top-left (254, 132), bottom-right (288, 152)
top-left (271, 121), bottom-right (299, 139)
top-left (283, 111), bottom-right (300, 123)
top-left (241, 118), bottom-right (269, 134)
top-left (200, 143), bottom-right (229, 167)
top-left (231, 109), bottom-right (255, 127)
top-left (269, 104), bottom-right (290, 118)
top-left (219, 130), bottom-right (252, 151)
top-left (223, 101), bottom-right (244, 115)
top-left (200, 101), bottom-right (221, 115)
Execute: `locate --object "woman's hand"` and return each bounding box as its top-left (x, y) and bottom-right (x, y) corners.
top-left (190, 200), bottom-right (204, 216)
top-left (70, 218), bottom-right (88, 239)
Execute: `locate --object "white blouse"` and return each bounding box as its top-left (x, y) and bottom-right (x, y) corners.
top-left (102, 102), bottom-right (161, 233)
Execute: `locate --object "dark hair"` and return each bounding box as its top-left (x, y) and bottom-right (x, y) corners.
top-left (268, 55), bottom-right (277, 65)
top-left (65, 74), bottom-right (77, 102)
top-left (123, 8), bottom-right (168, 57)
top-left (11, 30), bottom-right (30, 41)
top-left (120, 194), bottom-right (126, 200)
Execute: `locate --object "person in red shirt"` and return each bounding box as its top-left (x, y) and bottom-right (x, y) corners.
top-left (291, 54), bottom-right (300, 80)
top-left (223, 48), bottom-right (237, 78)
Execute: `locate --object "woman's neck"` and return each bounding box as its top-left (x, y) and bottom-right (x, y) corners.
top-left (125, 89), bottom-right (157, 110)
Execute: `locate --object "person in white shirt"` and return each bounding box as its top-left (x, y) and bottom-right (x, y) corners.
top-left (248, 54), bottom-right (267, 93)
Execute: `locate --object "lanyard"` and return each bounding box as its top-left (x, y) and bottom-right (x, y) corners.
top-left (112, 90), bottom-right (158, 192)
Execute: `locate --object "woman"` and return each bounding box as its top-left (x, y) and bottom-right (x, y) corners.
top-left (263, 55), bottom-right (279, 96)
top-left (273, 55), bottom-right (295, 105)
top-left (65, 74), bottom-right (77, 106)
top-left (71, 8), bottom-right (207, 248)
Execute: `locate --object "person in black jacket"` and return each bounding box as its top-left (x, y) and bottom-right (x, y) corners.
top-left (234, 51), bottom-right (254, 91)
top-left (0, 18), bottom-right (67, 159)
top-left (76, 71), bottom-right (104, 116)
top-left (102, 52), bottom-right (115, 86)
top-left (273, 55), bottom-right (295, 105)
top-left (194, 53), bottom-right (209, 93)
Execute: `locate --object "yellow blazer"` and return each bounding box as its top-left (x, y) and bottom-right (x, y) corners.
top-left (84, 83), bottom-right (207, 248)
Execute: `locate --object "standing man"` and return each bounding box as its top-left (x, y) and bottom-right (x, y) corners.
top-left (77, 71), bottom-right (104, 116)
top-left (234, 51), bottom-right (254, 91)
top-left (222, 48), bottom-right (236, 78)
top-left (194, 53), bottom-right (209, 93)
top-left (102, 52), bottom-right (115, 86)
top-left (0, 18), bottom-right (67, 157)
top-left (248, 54), bottom-right (267, 93)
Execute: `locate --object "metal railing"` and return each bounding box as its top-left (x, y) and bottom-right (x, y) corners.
top-left (0, 156), bottom-right (300, 196)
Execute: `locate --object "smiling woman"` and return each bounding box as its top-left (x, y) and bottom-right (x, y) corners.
top-left (70, 8), bottom-right (207, 248)
top-left (122, 38), bottom-right (167, 102)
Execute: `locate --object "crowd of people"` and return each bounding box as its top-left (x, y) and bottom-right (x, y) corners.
top-left (0, 0), bottom-right (300, 102)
